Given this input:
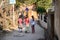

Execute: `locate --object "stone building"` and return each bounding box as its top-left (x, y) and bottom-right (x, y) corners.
top-left (54, 0), bottom-right (60, 40)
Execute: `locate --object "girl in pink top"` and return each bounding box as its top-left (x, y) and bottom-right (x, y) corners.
top-left (24, 16), bottom-right (29, 33)
top-left (18, 18), bottom-right (22, 26)
top-left (18, 16), bottom-right (23, 32)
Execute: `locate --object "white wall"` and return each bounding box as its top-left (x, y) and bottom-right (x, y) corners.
top-left (39, 14), bottom-right (47, 29)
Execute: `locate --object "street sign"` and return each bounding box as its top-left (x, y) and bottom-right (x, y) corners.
top-left (9, 0), bottom-right (16, 4)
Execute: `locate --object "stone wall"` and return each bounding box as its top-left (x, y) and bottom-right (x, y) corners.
top-left (54, 0), bottom-right (60, 40)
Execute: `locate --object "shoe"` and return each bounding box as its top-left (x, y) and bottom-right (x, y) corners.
top-left (25, 31), bottom-right (27, 33)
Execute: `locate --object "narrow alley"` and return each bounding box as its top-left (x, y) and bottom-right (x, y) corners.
top-left (0, 24), bottom-right (44, 40)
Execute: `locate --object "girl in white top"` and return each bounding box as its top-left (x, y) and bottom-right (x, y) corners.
top-left (30, 16), bottom-right (36, 33)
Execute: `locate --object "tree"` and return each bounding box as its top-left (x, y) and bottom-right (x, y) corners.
top-left (24, 0), bottom-right (36, 5)
top-left (16, 0), bottom-right (36, 6)
top-left (15, 0), bottom-right (25, 8)
top-left (36, 0), bottom-right (52, 13)
top-left (25, 0), bottom-right (52, 13)
top-left (16, 0), bottom-right (52, 13)
top-left (37, 7), bottom-right (46, 13)
top-left (36, 0), bottom-right (52, 10)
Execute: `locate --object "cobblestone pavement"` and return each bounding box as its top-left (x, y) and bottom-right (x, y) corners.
top-left (0, 24), bottom-right (45, 40)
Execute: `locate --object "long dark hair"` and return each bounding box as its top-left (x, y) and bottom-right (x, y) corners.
top-left (31, 16), bottom-right (34, 21)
